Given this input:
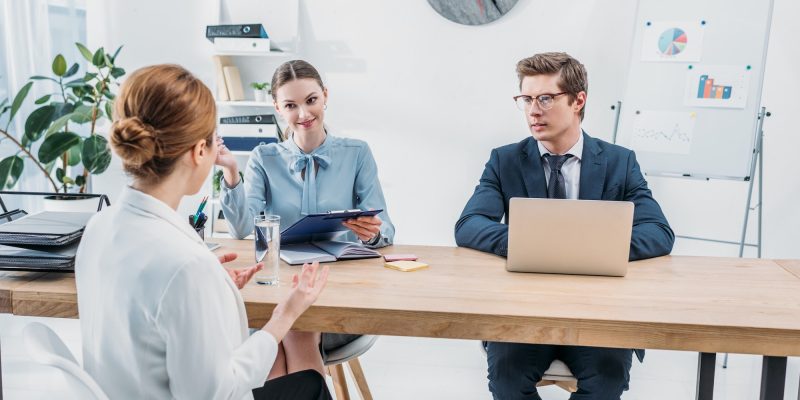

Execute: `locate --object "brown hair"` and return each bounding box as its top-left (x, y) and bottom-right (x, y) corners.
top-left (270, 60), bottom-right (325, 102)
top-left (110, 64), bottom-right (216, 182)
top-left (516, 52), bottom-right (588, 121)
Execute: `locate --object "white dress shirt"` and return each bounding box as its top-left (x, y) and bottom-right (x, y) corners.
top-left (537, 131), bottom-right (584, 199)
top-left (75, 186), bottom-right (277, 399)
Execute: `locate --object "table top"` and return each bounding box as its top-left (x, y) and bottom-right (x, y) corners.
top-left (5, 239), bottom-right (800, 356)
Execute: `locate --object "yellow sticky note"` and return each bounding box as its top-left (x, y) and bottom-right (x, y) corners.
top-left (384, 260), bottom-right (428, 272)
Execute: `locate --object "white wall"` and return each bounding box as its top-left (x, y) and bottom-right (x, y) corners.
top-left (88, 0), bottom-right (800, 257)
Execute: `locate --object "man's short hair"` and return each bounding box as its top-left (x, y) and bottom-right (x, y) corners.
top-left (516, 52), bottom-right (588, 121)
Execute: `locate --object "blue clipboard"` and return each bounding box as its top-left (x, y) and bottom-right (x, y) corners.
top-left (281, 209), bottom-right (383, 245)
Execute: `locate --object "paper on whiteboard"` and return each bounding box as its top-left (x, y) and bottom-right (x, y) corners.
top-left (641, 20), bottom-right (704, 62)
top-left (684, 65), bottom-right (750, 109)
top-left (630, 111), bottom-right (697, 155)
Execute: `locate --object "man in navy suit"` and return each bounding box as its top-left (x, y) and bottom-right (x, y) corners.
top-left (455, 52), bottom-right (674, 400)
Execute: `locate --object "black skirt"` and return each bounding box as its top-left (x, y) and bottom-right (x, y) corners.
top-left (252, 369), bottom-right (332, 400)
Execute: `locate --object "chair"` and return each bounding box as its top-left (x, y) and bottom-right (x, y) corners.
top-left (22, 322), bottom-right (109, 400)
top-left (324, 335), bottom-right (378, 400)
top-left (479, 342), bottom-right (578, 393)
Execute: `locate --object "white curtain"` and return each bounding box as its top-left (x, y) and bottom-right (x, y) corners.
top-left (2, 0), bottom-right (53, 197)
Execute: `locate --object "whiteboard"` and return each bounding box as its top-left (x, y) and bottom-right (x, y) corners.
top-left (616, 0), bottom-right (774, 180)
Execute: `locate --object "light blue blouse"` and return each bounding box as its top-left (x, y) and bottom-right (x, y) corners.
top-left (220, 134), bottom-right (395, 247)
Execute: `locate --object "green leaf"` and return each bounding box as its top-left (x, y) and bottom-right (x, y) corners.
top-left (0, 156), bottom-right (24, 189)
top-left (0, 98), bottom-right (8, 111)
top-left (83, 72), bottom-right (98, 82)
top-left (67, 141), bottom-right (82, 166)
top-left (104, 101), bottom-right (114, 121)
top-left (21, 134), bottom-right (30, 148)
top-left (52, 54), bottom-right (67, 76)
top-left (61, 175), bottom-right (74, 185)
top-left (92, 47), bottom-right (105, 67)
top-left (64, 63), bottom-right (80, 78)
top-left (55, 167), bottom-right (65, 182)
top-left (70, 104), bottom-right (96, 124)
top-left (75, 174), bottom-right (86, 187)
top-left (110, 67), bottom-right (125, 78)
top-left (38, 131), bottom-right (81, 164)
top-left (110, 45), bottom-right (123, 63)
top-left (64, 77), bottom-right (87, 88)
top-left (35, 94), bottom-right (51, 105)
top-left (104, 54), bottom-right (113, 68)
top-left (82, 135), bottom-right (111, 174)
top-left (76, 43), bottom-right (93, 62)
top-left (24, 105), bottom-right (56, 142)
top-left (30, 75), bottom-right (58, 82)
top-left (8, 81), bottom-right (33, 124)
top-left (46, 113), bottom-right (72, 137)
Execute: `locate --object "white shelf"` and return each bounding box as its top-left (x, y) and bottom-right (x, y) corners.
top-left (214, 51), bottom-right (296, 57)
top-left (216, 101), bottom-right (275, 108)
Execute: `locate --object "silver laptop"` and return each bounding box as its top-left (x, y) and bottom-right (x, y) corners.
top-left (506, 198), bottom-right (634, 277)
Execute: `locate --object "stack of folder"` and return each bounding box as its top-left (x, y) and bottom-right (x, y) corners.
top-left (0, 211), bottom-right (93, 272)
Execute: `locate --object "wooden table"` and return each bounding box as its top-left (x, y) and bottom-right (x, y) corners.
top-left (4, 240), bottom-right (800, 400)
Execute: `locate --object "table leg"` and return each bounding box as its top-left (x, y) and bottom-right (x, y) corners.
top-left (696, 352), bottom-right (716, 400)
top-left (760, 356), bottom-right (787, 400)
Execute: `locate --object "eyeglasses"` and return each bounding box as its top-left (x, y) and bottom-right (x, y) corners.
top-left (513, 92), bottom-right (569, 111)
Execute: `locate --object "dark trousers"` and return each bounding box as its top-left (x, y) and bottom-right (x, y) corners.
top-left (252, 369), bottom-right (332, 400)
top-left (486, 342), bottom-right (633, 400)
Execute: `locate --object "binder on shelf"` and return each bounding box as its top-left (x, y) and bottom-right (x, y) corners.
top-left (219, 114), bottom-right (278, 137)
top-left (222, 137), bottom-right (279, 152)
top-left (220, 114), bottom-right (276, 125)
top-left (218, 124), bottom-right (278, 137)
top-left (222, 66), bottom-right (245, 101)
top-left (206, 24), bottom-right (268, 41)
top-left (214, 38), bottom-right (271, 53)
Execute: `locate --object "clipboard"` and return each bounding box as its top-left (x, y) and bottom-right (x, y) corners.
top-left (281, 209), bottom-right (383, 245)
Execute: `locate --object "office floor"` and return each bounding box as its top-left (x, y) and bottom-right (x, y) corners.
top-left (1, 314), bottom-right (799, 399)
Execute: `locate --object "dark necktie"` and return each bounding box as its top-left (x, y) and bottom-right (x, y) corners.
top-left (542, 154), bottom-right (573, 199)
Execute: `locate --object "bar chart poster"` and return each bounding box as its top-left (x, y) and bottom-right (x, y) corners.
top-left (684, 65), bottom-right (750, 108)
top-left (641, 20), bottom-right (704, 62)
top-left (630, 111), bottom-right (696, 155)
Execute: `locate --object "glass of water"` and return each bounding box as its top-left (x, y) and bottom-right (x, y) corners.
top-left (254, 214), bottom-right (280, 285)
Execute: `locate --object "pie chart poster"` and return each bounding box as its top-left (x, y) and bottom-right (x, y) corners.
top-left (641, 20), bottom-right (705, 62)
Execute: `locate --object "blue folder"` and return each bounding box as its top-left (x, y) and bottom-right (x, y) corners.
top-left (280, 209), bottom-right (383, 245)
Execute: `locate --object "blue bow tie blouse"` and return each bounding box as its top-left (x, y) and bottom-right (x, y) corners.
top-left (219, 134), bottom-right (395, 247)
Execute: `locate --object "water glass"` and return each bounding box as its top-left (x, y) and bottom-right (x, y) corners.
top-left (254, 214), bottom-right (280, 285)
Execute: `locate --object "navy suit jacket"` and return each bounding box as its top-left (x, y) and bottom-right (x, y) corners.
top-left (455, 132), bottom-right (674, 261)
top-left (454, 133), bottom-right (675, 363)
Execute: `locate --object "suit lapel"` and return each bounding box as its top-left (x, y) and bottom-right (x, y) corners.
top-left (520, 137), bottom-right (548, 198)
top-left (579, 132), bottom-right (606, 200)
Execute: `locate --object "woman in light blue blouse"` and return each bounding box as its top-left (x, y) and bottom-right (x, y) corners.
top-left (215, 60), bottom-right (394, 363)
top-left (216, 60), bottom-right (394, 247)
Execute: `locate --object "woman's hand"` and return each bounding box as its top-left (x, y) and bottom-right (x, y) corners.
top-left (342, 214), bottom-right (382, 242)
top-left (215, 137), bottom-right (241, 187)
top-left (218, 252), bottom-right (263, 290)
top-left (262, 262), bottom-right (329, 342)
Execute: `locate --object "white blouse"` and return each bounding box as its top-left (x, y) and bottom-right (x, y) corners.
top-left (75, 186), bottom-right (277, 399)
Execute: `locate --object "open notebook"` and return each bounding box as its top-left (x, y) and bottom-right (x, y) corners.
top-left (280, 240), bottom-right (381, 265)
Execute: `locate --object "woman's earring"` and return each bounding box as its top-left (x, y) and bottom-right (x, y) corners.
top-left (323, 104), bottom-right (328, 110)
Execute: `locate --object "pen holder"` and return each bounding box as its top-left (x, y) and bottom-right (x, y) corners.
top-left (190, 215), bottom-right (204, 241)
top-left (194, 225), bottom-right (205, 241)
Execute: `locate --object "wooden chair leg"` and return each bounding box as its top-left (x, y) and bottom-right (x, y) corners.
top-left (329, 364), bottom-right (350, 400)
top-left (554, 380), bottom-right (578, 393)
top-left (345, 357), bottom-right (373, 400)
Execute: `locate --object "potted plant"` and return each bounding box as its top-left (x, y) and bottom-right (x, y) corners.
top-left (250, 82), bottom-right (270, 102)
top-left (0, 43), bottom-right (125, 211)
